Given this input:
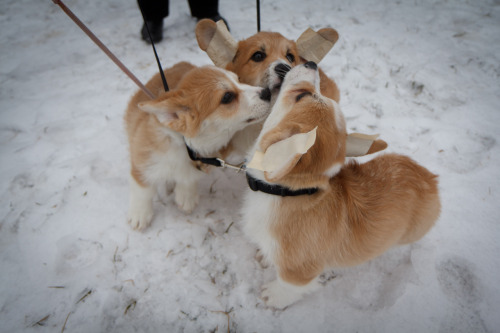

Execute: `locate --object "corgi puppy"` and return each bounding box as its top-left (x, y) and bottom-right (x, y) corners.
top-left (241, 62), bottom-right (441, 309)
top-left (126, 62), bottom-right (271, 230)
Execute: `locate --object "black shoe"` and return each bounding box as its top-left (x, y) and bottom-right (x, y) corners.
top-left (198, 14), bottom-right (229, 31)
top-left (141, 20), bottom-right (163, 44)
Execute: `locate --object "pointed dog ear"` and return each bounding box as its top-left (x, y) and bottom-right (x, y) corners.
top-left (366, 139), bottom-right (388, 154)
top-left (138, 95), bottom-right (191, 133)
top-left (195, 19), bottom-right (238, 68)
top-left (296, 27), bottom-right (339, 64)
top-left (138, 99), bottom-right (178, 124)
top-left (247, 127), bottom-right (318, 182)
top-left (345, 133), bottom-right (388, 157)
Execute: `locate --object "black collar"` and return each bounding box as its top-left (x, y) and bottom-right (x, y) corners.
top-left (186, 145), bottom-right (222, 167)
top-left (186, 144), bottom-right (318, 197)
top-left (246, 173), bottom-right (318, 197)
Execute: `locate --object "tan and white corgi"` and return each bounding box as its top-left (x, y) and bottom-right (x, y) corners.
top-left (126, 62), bottom-right (271, 230)
top-left (241, 62), bottom-right (441, 309)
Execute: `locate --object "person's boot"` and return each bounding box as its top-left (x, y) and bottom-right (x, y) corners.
top-left (141, 19), bottom-right (164, 44)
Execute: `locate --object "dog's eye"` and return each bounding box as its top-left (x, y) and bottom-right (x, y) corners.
top-left (286, 53), bottom-right (295, 63)
top-left (296, 91), bottom-right (312, 102)
top-left (251, 51), bottom-right (266, 62)
top-left (221, 92), bottom-right (236, 104)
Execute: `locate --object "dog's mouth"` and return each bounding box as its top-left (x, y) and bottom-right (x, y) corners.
top-left (246, 114), bottom-right (264, 123)
top-left (246, 108), bottom-right (271, 124)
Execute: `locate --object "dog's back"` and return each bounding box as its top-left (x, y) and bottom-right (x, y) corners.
top-left (332, 154), bottom-right (439, 258)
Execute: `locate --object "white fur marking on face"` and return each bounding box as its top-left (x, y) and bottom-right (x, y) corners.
top-left (281, 65), bottom-right (317, 92)
top-left (266, 60), bottom-right (288, 89)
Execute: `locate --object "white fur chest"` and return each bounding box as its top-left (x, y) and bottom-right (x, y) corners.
top-left (143, 139), bottom-right (201, 185)
top-left (241, 189), bottom-right (279, 264)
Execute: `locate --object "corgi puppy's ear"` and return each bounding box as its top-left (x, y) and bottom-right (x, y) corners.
top-left (296, 27), bottom-right (339, 64)
top-left (345, 133), bottom-right (388, 157)
top-left (195, 19), bottom-right (238, 68)
top-left (247, 127), bottom-right (317, 182)
top-left (138, 96), bottom-right (192, 134)
top-left (367, 139), bottom-right (388, 154)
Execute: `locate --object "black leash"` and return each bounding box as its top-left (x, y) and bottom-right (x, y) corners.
top-left (138, 3), bottom-right (169, 92)
top-left (256, 0), bottom-right (261, 32)
top-left (186, 145), bottom-right (245, 172)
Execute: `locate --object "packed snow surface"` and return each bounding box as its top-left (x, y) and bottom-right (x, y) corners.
top-left (1, 0), bottom-right (499, 332)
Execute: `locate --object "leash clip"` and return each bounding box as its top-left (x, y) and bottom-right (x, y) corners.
top-left (216, 158), bottom-right (246, 172)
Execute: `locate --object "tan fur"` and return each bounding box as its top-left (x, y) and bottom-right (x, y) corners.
top-left (273, 154), bottom-right (440, 286)
top-left (274, 86), bottom-right (440, 283)
top-left (273, 82), bottom-right (439, 285)
top-left (244, 64), bottom-right (440, 306)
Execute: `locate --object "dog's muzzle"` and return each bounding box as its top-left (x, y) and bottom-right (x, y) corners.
top-left (259, 87), bottom-right (272, 101)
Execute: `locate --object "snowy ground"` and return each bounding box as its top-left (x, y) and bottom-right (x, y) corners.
top-left (1, 0), bottom-right (499, 332)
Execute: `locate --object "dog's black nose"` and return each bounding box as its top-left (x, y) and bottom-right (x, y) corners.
top-left (259, 87), bottom-right (272, 101)
top-left (304, 61), bottom-right (317, 70)
top-left (274, 63), bottom-right (292, 79)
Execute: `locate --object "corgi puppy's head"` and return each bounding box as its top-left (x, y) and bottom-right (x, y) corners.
top-left (251, 62), bottom-right (345, 185)
top-left (196, 20), bottom-right (339, 92)
top-left (247, 62), bottom-right (386, 189)
top-left (225, 31), bottom-right (300, 89)
top-left (138, 66), bottom-right (271, 156)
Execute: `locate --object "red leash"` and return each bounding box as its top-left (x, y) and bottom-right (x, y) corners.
top-left (52, 0), bottom-right (155, 99)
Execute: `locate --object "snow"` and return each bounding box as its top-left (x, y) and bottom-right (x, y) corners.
top-left (1, 0), bottom-right (499, 331)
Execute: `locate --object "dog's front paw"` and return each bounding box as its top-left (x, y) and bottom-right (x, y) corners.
top-left (262, 280), bottom-right (300, 310)
top-left (174, 184), bottom-right (198, 213)
top-left (127, 205), bottom-right (153, 231)
top-left (255, 249), bottom-right (270, 269)
top-left (128, 177), bottom-right (155, 231)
